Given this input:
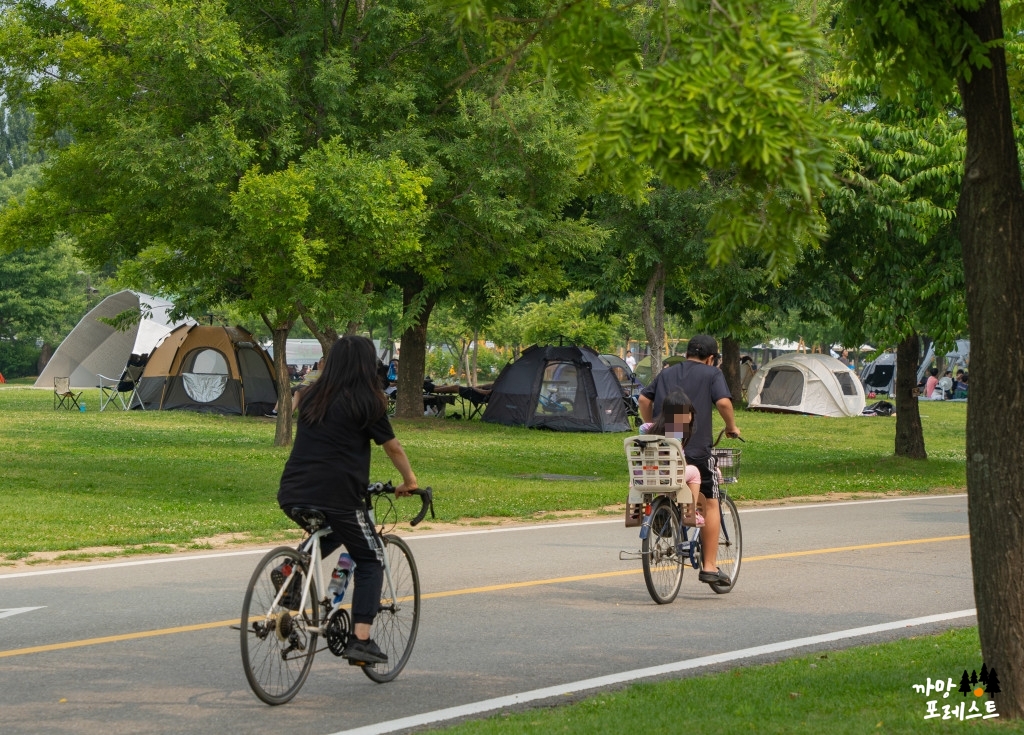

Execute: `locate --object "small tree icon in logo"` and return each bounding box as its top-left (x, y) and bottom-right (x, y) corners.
top-left (980, 663), bottom-right (989, 685)
top-left (971, 669), bottom-right (979, 686)
top-left (959, 670), bottom-right (972, 696)
top-left (986, 668), bottom-right (1001, 696)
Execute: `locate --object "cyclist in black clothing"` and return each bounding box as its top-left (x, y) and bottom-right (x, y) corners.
top-left (278, 335), bottom-right (418, 665)
top-left (638, 335), bottom-right (741, 588)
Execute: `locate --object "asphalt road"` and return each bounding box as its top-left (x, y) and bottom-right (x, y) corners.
top-left (0, 494), bottom-right (974, 735)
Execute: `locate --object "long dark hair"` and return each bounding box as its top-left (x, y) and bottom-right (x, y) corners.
top-left (651, 388), bottom-right (696, 448)
top-left (299, 336), bottom-right (387, 427)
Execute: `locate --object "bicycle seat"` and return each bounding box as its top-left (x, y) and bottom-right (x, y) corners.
top-left (287, 507), bottom-right (329, 532)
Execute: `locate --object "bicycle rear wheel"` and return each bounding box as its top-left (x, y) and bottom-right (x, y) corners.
top-left (240, 546), bottom-right (320, 705)
top-left (711, 495), bottom-right (742, 594)
top-left (362, 535), bottom-right (420, 683)
top-left (642, 498), bottom-right (683, 604)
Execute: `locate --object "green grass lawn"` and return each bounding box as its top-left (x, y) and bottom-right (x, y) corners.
top-left (431, 627), bottom-right (1021, 734)
top-left (0, 385), bottom-right (966, 555)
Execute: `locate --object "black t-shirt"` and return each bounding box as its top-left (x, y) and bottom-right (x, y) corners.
top-left (277, 399), bottom-right (395, 513)
top-left (640, 360), bottom-right (731, 461)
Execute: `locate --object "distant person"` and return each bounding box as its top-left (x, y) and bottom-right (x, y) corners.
top-left (625, 349), bottom-right (637, 371)
top-left (954, 370), bottom-right (969, 399)
top-left (925, 367), bottom-right (939, 398)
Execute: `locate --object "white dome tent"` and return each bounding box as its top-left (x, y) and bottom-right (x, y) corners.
top-left (747, 353), bottom-right (866, 417)
top-left (35, 290), bottom-right (195, 389)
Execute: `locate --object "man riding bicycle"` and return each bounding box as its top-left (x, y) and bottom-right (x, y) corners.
top-left (638, 335), bottom-right (741, 588)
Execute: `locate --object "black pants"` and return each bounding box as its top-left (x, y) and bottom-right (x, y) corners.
top-left (284, 506), bottom-right (384, 626)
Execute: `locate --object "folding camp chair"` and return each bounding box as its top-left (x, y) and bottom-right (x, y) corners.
top-left (53, 377), bottom-right (82, 411)
top-left (97, 359), bottom-right (146, 411)
top-left (458, 386), bottom-right (491, 419)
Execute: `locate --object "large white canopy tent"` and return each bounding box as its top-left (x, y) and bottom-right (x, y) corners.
top-left (35, 290), bottom-right (195, 389)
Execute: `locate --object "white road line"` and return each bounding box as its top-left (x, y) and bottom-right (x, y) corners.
top-left (329, 609), bottom-right (977, 735)
top-left (0, 606), bottom-right (45, 620)
top-left (0, 494), bottom-right (966, 579)
top-left (739, 493), bottom-right (965, 514)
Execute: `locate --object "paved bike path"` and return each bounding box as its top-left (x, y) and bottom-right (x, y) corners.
top-left (0, 495), bottom-right (973, 734)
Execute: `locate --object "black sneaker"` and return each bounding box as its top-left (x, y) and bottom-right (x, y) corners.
top-left (342, 637), bottom-right (388, 665)
top-left (271, 563), bottom-right (301, 609)
top-left (698, 568), bottom-right (731, 586)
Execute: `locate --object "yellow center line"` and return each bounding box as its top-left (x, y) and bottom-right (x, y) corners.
top-left (0, 533), bottom-right (969, 659)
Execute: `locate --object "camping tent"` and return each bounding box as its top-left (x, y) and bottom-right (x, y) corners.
top-left (35, 290), bottom-right (194, 389)
top-left (482, 344), bottom-right (631, 432)
top-left (860, 351), bottom-right (897, 395)
top-left (135, 325), bottom-right (277, 415)
top-left (747, 353), bottom-right (865, 417)
top-left (633, 354), bottom-right (685, 387)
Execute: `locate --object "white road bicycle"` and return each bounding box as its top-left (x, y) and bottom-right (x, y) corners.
top-left (240, 482), bottom-right (434, 705)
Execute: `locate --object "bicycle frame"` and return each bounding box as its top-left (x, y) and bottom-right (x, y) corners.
top-left (271, 504), bottom-right (403, 633)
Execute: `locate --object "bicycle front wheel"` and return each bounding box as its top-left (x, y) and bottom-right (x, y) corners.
top-left (362, 534), bottom-right (420, 683)
top-left (712, 495), bottom-right (742, 594)
top-left (642, 498), bottom-right (683, 604)
top-left (240, 546), bottom-right (320, 705)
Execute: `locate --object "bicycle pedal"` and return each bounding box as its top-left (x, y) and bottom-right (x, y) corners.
top-left (347, 659), bottom-right (367, 667)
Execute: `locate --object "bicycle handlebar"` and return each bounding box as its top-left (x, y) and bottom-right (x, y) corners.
top-left (368, 481), bottom-right (436, 527)
top-left (714, 428), bottom-right (746, 446)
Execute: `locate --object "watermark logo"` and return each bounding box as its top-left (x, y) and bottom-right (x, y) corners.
top-left (913, 664), bottom-right (1001, 721)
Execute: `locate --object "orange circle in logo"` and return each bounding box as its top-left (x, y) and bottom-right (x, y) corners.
top-left (974, 687), bottom-right (984, 697)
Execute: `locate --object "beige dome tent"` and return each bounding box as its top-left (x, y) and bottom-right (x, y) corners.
top-left (35, 290), bottom-right (194, 389)
top-left (135, 325), bottom-right (277, 415)
top-left (747, 353), bottom-right (865, 417)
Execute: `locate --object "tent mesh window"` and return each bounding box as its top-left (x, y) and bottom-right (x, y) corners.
top-left (760, 367), bottom-right (804, 406)
top-left (182, 348), bottom-right (230, 403)
top-left (833, 371), bottom-right (859, 396)
top-left (539, 362), bottom-right (578, 413)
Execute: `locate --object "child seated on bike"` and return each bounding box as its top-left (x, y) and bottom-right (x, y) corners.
top-left (640, 389), bottom-right (704, 527)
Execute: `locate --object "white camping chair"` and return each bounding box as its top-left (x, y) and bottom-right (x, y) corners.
top-left (98, 358), bottom-right (147, 411)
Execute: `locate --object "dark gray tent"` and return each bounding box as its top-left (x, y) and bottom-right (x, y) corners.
top-left (482, 344), bottom-right (630, 432)
top-left (860, 351), bottom-right (896, 395)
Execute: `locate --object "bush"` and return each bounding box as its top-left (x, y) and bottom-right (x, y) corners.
top-left (0, 339), bottom-right (41, 379)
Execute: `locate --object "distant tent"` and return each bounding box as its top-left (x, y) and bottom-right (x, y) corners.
top-left (135, 325), bottom-right (277, 416)
top-left (36, 290), bottom-right (195, 389)
top-left (747, 353), bottom-right (865, 417)
top-left (633, 354), bottom-right (685, 388)
top-left (860, 352), bottom-right (896, 395)
top-left (482, 344), bottom-right (630, 432)
top-left (598, 354), bottom-right (645, 391)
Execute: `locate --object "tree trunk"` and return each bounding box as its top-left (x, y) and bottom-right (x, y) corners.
top-left (642, 263), bottom-right (665, 379)
top-left (721, 336), bottom-right (741, 402)
top-left (894, 333), bottom-right (926, 459)
top-left (297, 305), bottom-right (338, 357)
top-left (345, 281), bottom-right (375, 336)
top-left (958, 0), bottom-right (1024, 717)
top-left (395, 281), bottom-right (435, 419)
top-left (470, 329), bottom-right (479, 387)
top-left (263, 313), bottom-right (295, 448)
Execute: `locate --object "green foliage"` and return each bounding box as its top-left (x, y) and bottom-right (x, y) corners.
top-left (519, 292), bottom-right (621, 350)
top-left (837, 0), bottom-right (988, 95)
top-left (0, 237), bottom-right (89, 344)
top-left (438, 0), bottom-right (838, 274)
top-left (812, 70), bottom-right (968, 349)
top-left (0, 338), bottom-right (39, 378)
